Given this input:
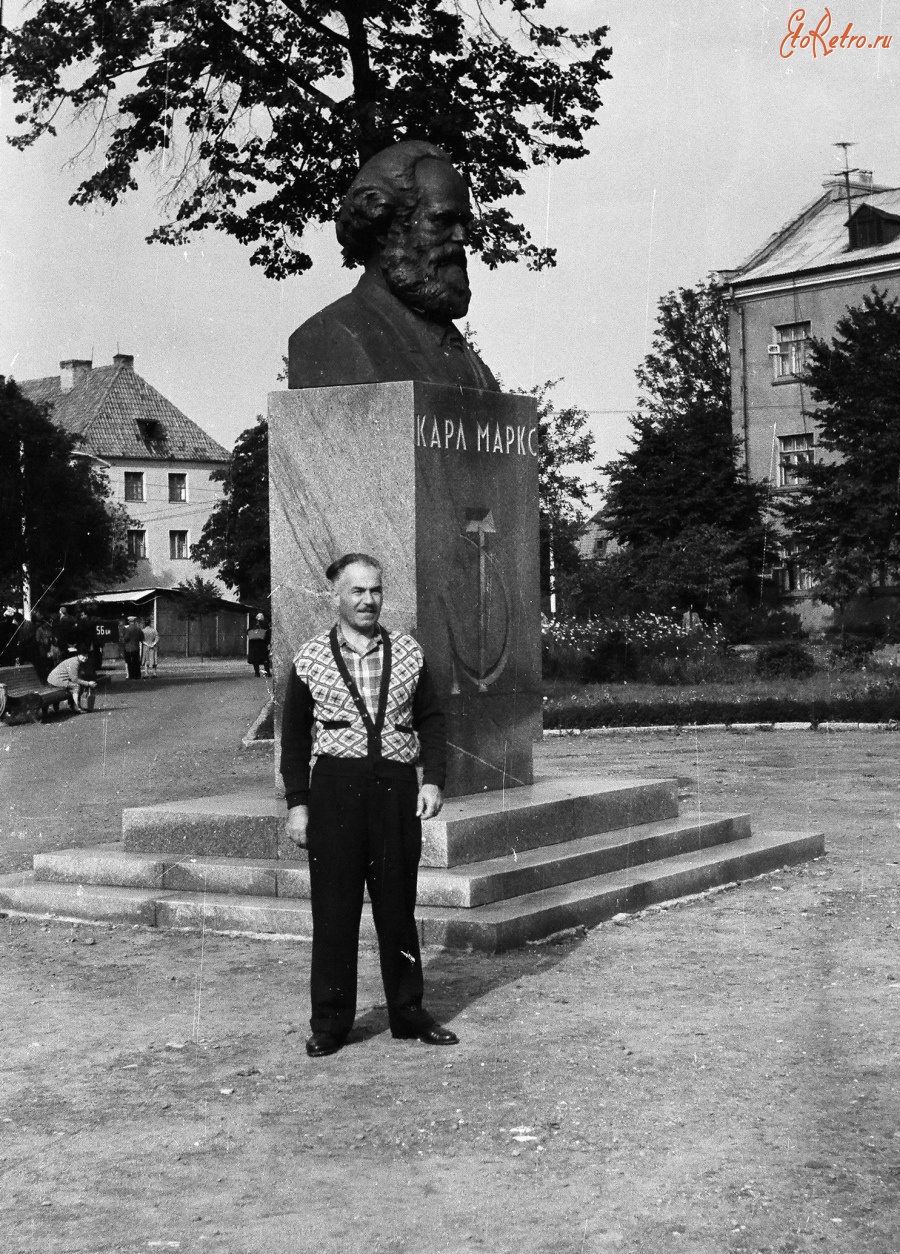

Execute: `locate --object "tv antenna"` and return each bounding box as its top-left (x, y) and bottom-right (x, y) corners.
top-left (831, 141), bottom-right (860, 222)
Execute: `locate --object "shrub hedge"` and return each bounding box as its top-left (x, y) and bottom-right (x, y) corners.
top-left (543, 688), bottom-right (900, 729)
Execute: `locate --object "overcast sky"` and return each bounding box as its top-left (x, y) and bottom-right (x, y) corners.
top-left (3, 0), bottom-right (899, 496)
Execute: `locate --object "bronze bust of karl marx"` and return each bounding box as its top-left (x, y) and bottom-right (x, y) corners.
top-left (287, 141), bottom-right (498, 392)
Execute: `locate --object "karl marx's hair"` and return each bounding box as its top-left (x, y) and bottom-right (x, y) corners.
top-left (335, 141), bottom-right (454, 266)
top-left (325, 553), bottom-right (383, 584)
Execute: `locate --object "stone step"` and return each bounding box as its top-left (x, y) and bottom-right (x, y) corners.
top-left (417, 812), bottom-right (750, 907)
top-left (0, 828), bottom-right (823, 949)
top-left (0, 874), bottom-right (163, 928)
top-left (35, 811), bottom-right (752, 908)
top-left (121, 775), bottom-right (680, 867)
top-left (418, 829), bottom-right (826, 950)
top-left (33, 847), bottom-right (283, 896)
top-left (122, 791), bottom-right (284, 859)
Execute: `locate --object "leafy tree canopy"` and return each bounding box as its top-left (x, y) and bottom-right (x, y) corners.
top-left (529, 379), bottom-right (596, 596)
top-left (534, 379), bottom-right (595, 527)
top-left (175, 575), bottom-right (222, 616)
top-left (192, 416), bottom-right (270, 606)
top-left (780, 287), bottom-right (900, 610)
top-left (597, 276), bottom-right (766, 614)
top-left (0, 377), bottom-right (136, 607)
top-left (2, 1), bottom-right (612, 278)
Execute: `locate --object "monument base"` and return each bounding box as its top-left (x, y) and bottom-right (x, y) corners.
top-left (0, 774), bottom-right (824, 952)
top-left (269, 381), bottom-right (542, 798)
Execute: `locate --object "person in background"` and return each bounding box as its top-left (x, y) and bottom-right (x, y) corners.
top-left (16, 611), bottom-right (37, 669)
top-left (117, 615), bottom-right (128, 660)
top-left (47, 651), bottom-right (97, 714)
top-left (34, 614), bottom-right (55, 681)
top-left (122, 616), bottom-right (144, 680)
top-left (141, 618), bottom-right (160, 678)
top-left (73, 610), bottom-right (96, 659)
top-left (246, 614), bottom-right (272, 677)
top-left (1, 610), bottom-right (23, 666)
top-left (54, 605), bottom-right (76, 656)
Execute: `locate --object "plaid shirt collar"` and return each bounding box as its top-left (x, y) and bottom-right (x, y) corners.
top-left (336, 623), bottom-right (383, 720)
top-left (337, 623), bottom-right (382, 657)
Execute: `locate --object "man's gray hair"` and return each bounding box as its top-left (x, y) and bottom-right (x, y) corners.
top-left (326, 553), bottom-right (383, 583)
top-left (335, 141), bottom-right (454, 267)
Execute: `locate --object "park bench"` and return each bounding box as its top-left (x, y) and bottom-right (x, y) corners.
top-left (0, 664), bottom-right (69, 723)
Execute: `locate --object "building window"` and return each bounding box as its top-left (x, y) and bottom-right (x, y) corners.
top-left (168, 473), bottom-right (188, 502)
top-left (127, 529), bottom-right (147, 559)
top-left (848, 205), bottom-right (900, 250)
top-left (774, 541), bottom-right (814, 594)
top-left (770, 322), bottom-right (811, 380)
top-left (169, 530), bottom-right (189, 560)
top-left (124, 471), bottom-right (145, 502)
top-left (777, 432), bottom-right (815, 487)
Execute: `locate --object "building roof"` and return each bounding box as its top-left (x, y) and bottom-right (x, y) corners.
top-left (730, 184), bottom-right (900, 288)
top-left (65, 588), bottom-right (252, 611)
top-left (20, 357), bottom-right (229, 462)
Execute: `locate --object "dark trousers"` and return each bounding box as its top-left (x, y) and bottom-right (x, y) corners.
top-left (306, 766), bottom-right (428, 1037)
top-left (124, 650), bottom-right (141, 680)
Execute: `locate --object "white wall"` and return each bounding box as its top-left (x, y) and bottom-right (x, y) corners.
top-left (106, 458), bottom-right (226, 589)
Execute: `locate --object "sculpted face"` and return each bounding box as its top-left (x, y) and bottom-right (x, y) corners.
top-left (380, 159), bottom-right (474, 324)
top-left (331, 562), bottom-right (383, 636)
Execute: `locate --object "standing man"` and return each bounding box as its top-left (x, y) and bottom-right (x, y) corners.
top-left (54, 605), bottom-right (75, 657)
top-left (122, 615), bottom-right (143, 680)
top-left (246, 613), bottom-right (272, 677)
top-left (141, 617), bottom-right (160, 678)
top-left (280, 553), bottom-right (458, 1058)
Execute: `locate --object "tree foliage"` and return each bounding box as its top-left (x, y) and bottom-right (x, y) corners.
top-left (0, 377), bottom-right (136, 607)
top-left (2, 1), bottom-right (612, 279)
top-left (531, 380), bottom-right (596, 596)
top-left (175, 574), bottom-right (221, 619)
top-left (597, 277), bottom-right (766, 616)
top-left (779, 287), bottom-right (900, 611)
top-left (192, 416), bottom-right (270, 606)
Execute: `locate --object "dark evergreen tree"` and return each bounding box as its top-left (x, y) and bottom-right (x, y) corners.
top-left (780, 287), bottom-right (900, 611)
top-left (0, 378), bottom-right (136, 607)
top-left (192, 417), bottom-right (270, 606)
top-left (598, 277), bottom-right (766, 616)
top-left (2, 2), bottom-right (611, 279)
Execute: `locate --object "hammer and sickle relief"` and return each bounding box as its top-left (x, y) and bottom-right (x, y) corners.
top-left (443, 507), bottom-right (512, 694)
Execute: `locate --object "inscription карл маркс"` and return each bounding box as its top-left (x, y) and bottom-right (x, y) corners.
top-left (416, 414), bottom-right (539, 456)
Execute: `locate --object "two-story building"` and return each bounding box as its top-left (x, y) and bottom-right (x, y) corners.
top-left (22, 353), bottom-right (230, 590)
top-left (722, 170), bottom-right (900, 627)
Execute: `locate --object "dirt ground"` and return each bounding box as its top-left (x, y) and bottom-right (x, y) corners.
top-left (2, 668), bottom-right (900, 1253)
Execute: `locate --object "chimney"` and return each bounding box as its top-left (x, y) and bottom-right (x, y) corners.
top-left (823, 170), bottom-right (877, 201)
top-left (60, 359), bottom-right (92, 392)
top-left (113, 353), bottom-right (134, 369)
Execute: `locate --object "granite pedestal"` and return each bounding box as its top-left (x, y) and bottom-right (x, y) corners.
top-left (269, 381), bottom-right (541, 797)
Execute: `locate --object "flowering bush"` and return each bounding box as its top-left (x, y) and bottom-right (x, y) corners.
top-left (542, 613), bottom-right (731, 684)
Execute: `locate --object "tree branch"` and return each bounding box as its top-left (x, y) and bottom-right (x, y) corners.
top-left (205, 9), bottom-right (337, 110)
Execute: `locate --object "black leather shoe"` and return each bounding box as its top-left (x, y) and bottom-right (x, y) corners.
top-left (392, 1022), bottom-right (459, 1045)
top-left (305, 1031), bottom-right (345, 1058)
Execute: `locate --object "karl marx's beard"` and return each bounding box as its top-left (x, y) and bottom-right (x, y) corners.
top-left (380, 235), bottom-right (471, 324)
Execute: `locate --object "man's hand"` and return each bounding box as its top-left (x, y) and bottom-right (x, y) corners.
top-left (416, 784), bottom-right (443, 820)
top-left (286, 804), bottom-right (309, 848)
